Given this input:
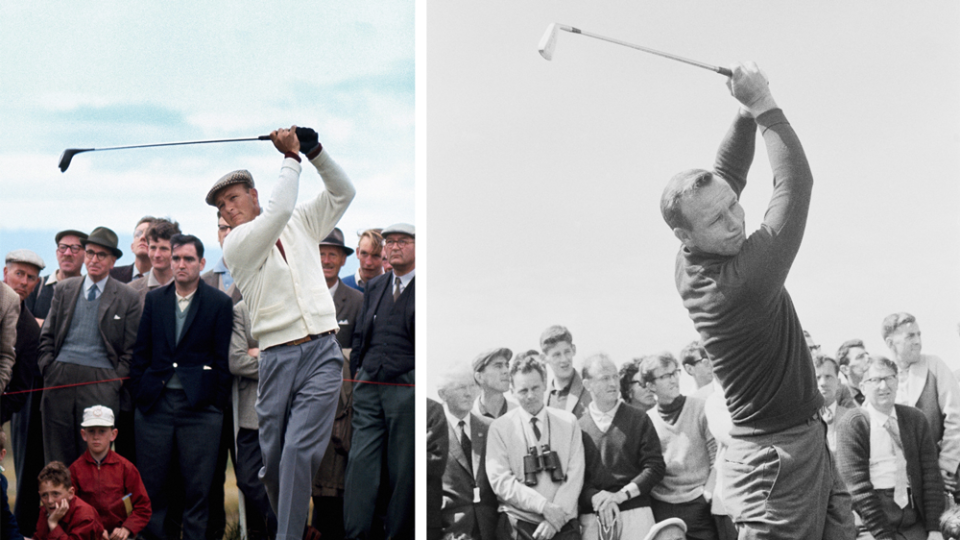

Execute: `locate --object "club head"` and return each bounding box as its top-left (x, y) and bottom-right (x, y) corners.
top-left (538, 23), bottom-right (559, 61)
top-left (58, 148), bottom-right (92, 173)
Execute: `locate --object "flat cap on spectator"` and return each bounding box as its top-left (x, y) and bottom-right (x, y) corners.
top-left (643, 518), bottom-right (687, 540)
top-left (55, 229), bottom-right (88, 244)
top-left (206, 169), bottom-right (256, 207)
top-left (382, 223), bottom-right (415, 238)
top-left (319, 227), bottom-right (354, 256)
top-left (81, 405), bottom-right (115, 428)
top-left (472, 348), bottom-right (513, 372)
top-left (5, 249), bottom-right (45, 271)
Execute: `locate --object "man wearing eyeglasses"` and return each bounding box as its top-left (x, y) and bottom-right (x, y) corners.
top-left (836, 355), bottom-right (944, 540)
top-left (679, 341), bottom-right (713, 400)
top-left (26, 229), bottom-right (88, 325)
top-left (37, 226), bottom-right (142, 467)
top-left (639, 353), bottom-right (718, 540)
top-left (345, 223), bottom-right (416, 540)
top-left (883, 312), bottom-right (960, 500)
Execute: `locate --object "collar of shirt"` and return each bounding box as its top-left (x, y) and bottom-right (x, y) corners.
top-left (864, 402), bottom-right (897, 425)
top-left (517, 405), bottom-right (548, 444)
top-left (588, 399), bottom-right (622, 432)
top-left (394, 269), bottom-right (415, 290)
top-left (329, 279), bottom-right (339, 297)
top-left (825, 401), bottom-right (838, 416)
top-left (176, 289), bottom-right (197, 312)
top-left (897, 355), bottom-right (929, 408)
top-left (354, 269), bottom-right (366, 288)
top-left (443, 404), bottom-right (471, 443)
top-left (82, 274), bottom-right (108, 296)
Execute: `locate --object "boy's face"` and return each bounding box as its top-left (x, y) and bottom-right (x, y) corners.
top-left (39, 481), bottom-right (74, 512)
top-left (543, 341), bottom-right (576, 381)
top-left (81, 426), bottom-right (118, 456)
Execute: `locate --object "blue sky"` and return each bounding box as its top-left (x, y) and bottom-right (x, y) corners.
top-left (0, 1), bottom-right (414, 272)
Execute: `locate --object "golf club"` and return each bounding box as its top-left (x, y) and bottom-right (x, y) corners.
top-left (58, 135), bottom-right (272, 173)
top-left (538, 23), bottom-right (732, 77)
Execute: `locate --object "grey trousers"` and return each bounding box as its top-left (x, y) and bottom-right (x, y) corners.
top-left (40, 361), bottom-right (121, 465)
top-left (256, 334), bottom-right (343, 540)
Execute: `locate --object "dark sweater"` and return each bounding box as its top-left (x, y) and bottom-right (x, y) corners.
top-left (835, 405), bottom-right (943, 539)
top-left (676, 109), bottom-right (821, 436)
top-left (578, 403), bottom-right (665, 514)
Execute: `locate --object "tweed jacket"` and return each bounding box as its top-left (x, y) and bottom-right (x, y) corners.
top-left (229, 300), bottom-right (260, 429)
top-left (0, 282), bottom-right (19, 391)
top-left (836, 404), bottom-right (944, 539)
top-left (547, 369), bottom-right (591, 419)
top-left (427, 398), bottom-right (449, 534)
top-left (442, 411), bottom-right (497, 540)
top-left (37, 276), bottom-right (141, 378)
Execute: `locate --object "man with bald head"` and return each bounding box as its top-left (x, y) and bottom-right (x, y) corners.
top-left (437, 366), bottom-right (497, 540)
top-left (579, 353), bottom-right (665, 540)
top-left (26, 229), bottom-right (87, 325)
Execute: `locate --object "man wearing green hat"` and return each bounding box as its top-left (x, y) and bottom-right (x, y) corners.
top-left (37, 226), bottom-right (142, 467)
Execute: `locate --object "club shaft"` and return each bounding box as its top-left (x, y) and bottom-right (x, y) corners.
top-left (91, 135), bottom-right (270, 152)
top-left (567, 27), bottom-right (732, 77)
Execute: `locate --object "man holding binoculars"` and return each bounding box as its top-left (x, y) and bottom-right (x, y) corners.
top-left (486, 355), bottom-right (585, 540)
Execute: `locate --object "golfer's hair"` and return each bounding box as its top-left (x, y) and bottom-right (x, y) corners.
top-left (38, 461), bottom-right (72, 489)
top-left (146, 218), bottom-right (182, 244)
top-left (619, 359), bottom-right (642, 401)
top-left (863, 355), bottom-right (898, 375)
top-left (661, 169), bottom-right (715, 230)
top-left (540, 325), bottom-right (574, 353)
top-left (134, 216), bottom-right (157, 234)
top-left (170, 234), bottom-right (204, 260)
top-left (835, 339), bottom-right (865, 367)
top-left (941, 505), bottom-right (960, 539)
top-left (638, 351), bottom-right (679, 384)
top-left (680, 340), bottom-right (707, 367)
top-left (358, 229), bottom-right (384, 256)
top-left (813, 355), bottom-right (840, 376)
top-left (581, 353), bottom-right (614, 380)
top-left (881, 312), bottom-right (916, 340)
top-left (510, 354), bottom-right (547, 383)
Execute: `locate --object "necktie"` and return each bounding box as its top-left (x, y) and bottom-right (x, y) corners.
top-left (883, 417), bottom-right (910, 508)
top-left (458, 420), bottom-right (473, 477)
top-left (275, 239), bottom-right (287, 262)
top-left (530, 417), bottom-right (541, 441)
top-left (87, 284), bottom-right (98, 301)
top-left (393, 277), bottom-right (402, 301)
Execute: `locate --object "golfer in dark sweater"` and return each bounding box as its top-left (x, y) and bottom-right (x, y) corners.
top-left (659, 62), bottom-right (855, 539)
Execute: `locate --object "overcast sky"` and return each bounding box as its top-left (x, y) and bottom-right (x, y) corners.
top-left (0, 1), bottom-right (414, 271)
top-left (425, 1), bottom-right (960, 395)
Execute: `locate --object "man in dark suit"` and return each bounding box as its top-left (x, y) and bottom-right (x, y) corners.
top-left (426, 398), bottom-right (449, 540)
top-left (836, 355), bottom-right (944, 540)
top-left (437, 366), bottom-right (497, 540)
top-left (129, 234), bottom-right (233, 540)
top-left (38, 227), bottom-right (142, 467)
top-left (344, 223), bottom-right (415, 540)
top-left (110, 216), bottom-right (156, 283)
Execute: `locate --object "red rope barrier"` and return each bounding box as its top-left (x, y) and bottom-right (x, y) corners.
top-left (1, 375), bottom-right (414, 396)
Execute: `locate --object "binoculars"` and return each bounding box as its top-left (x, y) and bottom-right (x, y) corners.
top-left (522, 445), bottom-right (566, 486)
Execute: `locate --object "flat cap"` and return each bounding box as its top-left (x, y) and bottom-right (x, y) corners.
top-left (382, 223), bottom-right (415, 238)
top-left (206, 170), bottom-right (255, 207)
top-left (5, 249), bottom-right (45, 271)
top-left (55, 229), bottom-right (88, 244)
top-left (472, 347), bottom-right (513, 372)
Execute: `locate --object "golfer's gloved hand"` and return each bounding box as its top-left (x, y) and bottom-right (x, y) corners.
top-left (295, 127), bottom-right (322, 158)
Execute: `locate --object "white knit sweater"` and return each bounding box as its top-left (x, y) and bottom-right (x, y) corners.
top-left (223, 151), bottom-right (355, 350)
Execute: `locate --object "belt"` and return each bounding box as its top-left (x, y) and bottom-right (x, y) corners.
top-left (267, 330), bottom-right (335, 350)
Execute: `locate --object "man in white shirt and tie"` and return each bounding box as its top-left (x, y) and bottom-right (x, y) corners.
top-left (836, 355), bottom-right (944, 540)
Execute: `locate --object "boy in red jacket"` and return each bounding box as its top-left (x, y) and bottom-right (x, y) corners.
top-left (68, 405), bottom-right (151, 540)
top-left (34, 461), bottom-right (104, 540)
